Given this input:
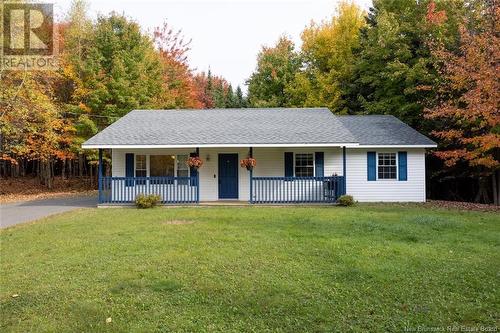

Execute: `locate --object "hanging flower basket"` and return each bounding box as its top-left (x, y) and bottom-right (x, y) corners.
top-left (187, 156), bottom-right (203, 169)
top-left (240, 157), bottom-right (256, 171)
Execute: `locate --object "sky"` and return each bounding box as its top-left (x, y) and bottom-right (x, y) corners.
top-left (54, 0), bottom-right (373, 91)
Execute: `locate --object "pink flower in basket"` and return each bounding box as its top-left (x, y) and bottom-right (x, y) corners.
top-left (240, 157), bottom-right (256, 170)
top-left (187, 156), bottom-right (203, 169)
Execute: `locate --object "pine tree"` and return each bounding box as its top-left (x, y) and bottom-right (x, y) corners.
top-left (226, 84), bottom-right (236, 108)
top-left (205, 69), bottom-right (213, 108)
top-left (235, 86), bottom-right (246, 108)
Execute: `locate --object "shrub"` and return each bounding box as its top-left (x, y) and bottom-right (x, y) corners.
top-left (135, 194), bottom-right (161, 209)
top-left (337, 195), bottom-right (355, 206)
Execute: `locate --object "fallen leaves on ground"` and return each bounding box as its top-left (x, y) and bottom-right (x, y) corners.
top-left (426, 200), bottom-right (500, 212)
top-left (0, 177), bottom-right (96, 203)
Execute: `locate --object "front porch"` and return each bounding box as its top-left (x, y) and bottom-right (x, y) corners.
top-left (97, 146), bottom-right (347, 205)
top-left (98, 175), bottom-right (346, 204)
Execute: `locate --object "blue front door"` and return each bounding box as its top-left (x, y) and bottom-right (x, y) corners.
top-left (218, 154), bottom-right (238, 199)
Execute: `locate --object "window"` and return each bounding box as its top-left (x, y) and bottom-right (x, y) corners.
top-left (135, 155), bottom-right (147, 184)
top-left (378, 153), bottom-right (397, 179)
top-left (149, 155), bottom-right (189, 184)
top-left (176, 155), bottom-right (189, 185)
top-left (295, 153), bottom-right (314, 177)
top-left (150, 155), bottom-right (174, 184)
top-left (150, 155), bottom-right (175, 177)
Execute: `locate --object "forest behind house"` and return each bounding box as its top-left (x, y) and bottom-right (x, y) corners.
top-left (0, 0), bottom-right (498, 204)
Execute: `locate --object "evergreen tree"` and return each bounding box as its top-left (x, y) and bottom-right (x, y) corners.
top-left (235, 85), bottom-right (246, 108)
top-left (350, 0), bottom-right (465, 128)
top-left (211, 81), bottom-right (227, 108)
top-left (205, 69), bottom-right (214, 108)
top-left (226, 84), bottom-right (236, 108)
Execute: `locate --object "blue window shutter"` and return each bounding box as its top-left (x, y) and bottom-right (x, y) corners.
top-left (398, 151), bottom-right (408, 181)
top-left (284, 152), bottom-right (293, 177)
top-left (125, 153), bottom-right (134, 186)
top-left (315, 152), bottom-right (324, 177)
top-left (367, 152), bottom-right (376, 181)
top-left (189, 152), bottom-right (198, 186)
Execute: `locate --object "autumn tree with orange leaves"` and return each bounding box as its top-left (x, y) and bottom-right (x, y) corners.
top-left (424, 2), bottom-right (499, 204)
top-left (153, 22), bottom-right (203, 109)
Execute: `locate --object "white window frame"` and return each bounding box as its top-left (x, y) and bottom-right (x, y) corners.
top-left (134, 154), bottom-right (190, 178)
top-left (376, 152), bottom-right (398, 181)
top-left (293, 153), bottom-right (315, 177)
top-left (135, 154), bottom-right (147, 177)
top-left (176, 155), bottom-right (190, 178)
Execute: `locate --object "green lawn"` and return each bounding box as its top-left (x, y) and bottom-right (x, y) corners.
top-left (1, 205), bottom-right (499, 332)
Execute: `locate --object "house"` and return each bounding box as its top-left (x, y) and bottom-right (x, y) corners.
top-left (82, 108), bottom-right (437, 204)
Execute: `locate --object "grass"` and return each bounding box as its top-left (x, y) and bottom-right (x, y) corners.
top-left (0, 205), bottom-right (499, 332)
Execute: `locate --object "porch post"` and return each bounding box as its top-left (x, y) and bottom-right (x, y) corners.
top-left (98, 148), bottom-right (103, 204)
top-left (196, 148), bottom-right (200, 203)
top-left (249, 147), bottom-right (253, 204)
top-left (342, 146), bottom-right (346, 195)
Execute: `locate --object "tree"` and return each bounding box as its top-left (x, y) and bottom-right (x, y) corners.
top-left (288, 1), bottom-right (366, 113)
top-left (235, 86), bottom-right (247, 108)
top-left (350, 0), bottom-right (466, 128)
top-left (152, 21), bottom-right (202, 109)
top-left (212, 80), bottom-right (226, 108)
top-left (225, 84), bottom-right (236, 108)
top-left (58, 0), bottom-right (97, 177)
top-left (0, 71), bottom-right (75, 188)
top-left (246, 36), bottom-right (302, 107)
top-left (192, 70), bottom-right (234, 109)
top-left (79, 13), bottom-right (163, 125)
top-left (424, 2), bottom-right (499, 204)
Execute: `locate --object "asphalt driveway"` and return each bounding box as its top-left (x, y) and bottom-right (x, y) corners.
top-left (0, 194), bottom-right (97, 228)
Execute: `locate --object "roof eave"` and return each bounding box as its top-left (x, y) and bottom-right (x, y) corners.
top-left (353, 144), bottom-right (437, 148)
top-left (81, 142), bottom-right (361, 149)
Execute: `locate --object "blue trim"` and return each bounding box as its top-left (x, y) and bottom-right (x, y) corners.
top-left (249, 169), bottom-right (253, 203)
top-left (398, 151), bottom-right (408, 181)
top-left (101, 176), bottom-right (199, 204)
top-left (218, 153), bottom-right (239, 199)
top-left (189, 152), bottom-right (198, 186)
top-left (250, 176), bottom-right (345, 203)
top-left (284, 152), bottom-right (293, 177)
top-left (196, 173), bottom-right (200, 203)
top-left (367, 152), bottom-right (376, 181)
top-left (125, 153), bottom-right (134, 186)
top-left (315, 152), bottom-right (324, 177)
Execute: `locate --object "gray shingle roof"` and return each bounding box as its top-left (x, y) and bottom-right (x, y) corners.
top-left (82, 108), bottom-right (436, 147)
top-left (336, 115), bottom-right (437, 146)
top-left (83, 108), bottom-right (357, 146)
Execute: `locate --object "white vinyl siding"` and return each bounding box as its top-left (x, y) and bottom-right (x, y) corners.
top-left (110, 147), bottom-right (427, 202)
top-left (346, 148), bottom-right (426, 202)
top-left (112, 147), bottom-right (344, 201)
